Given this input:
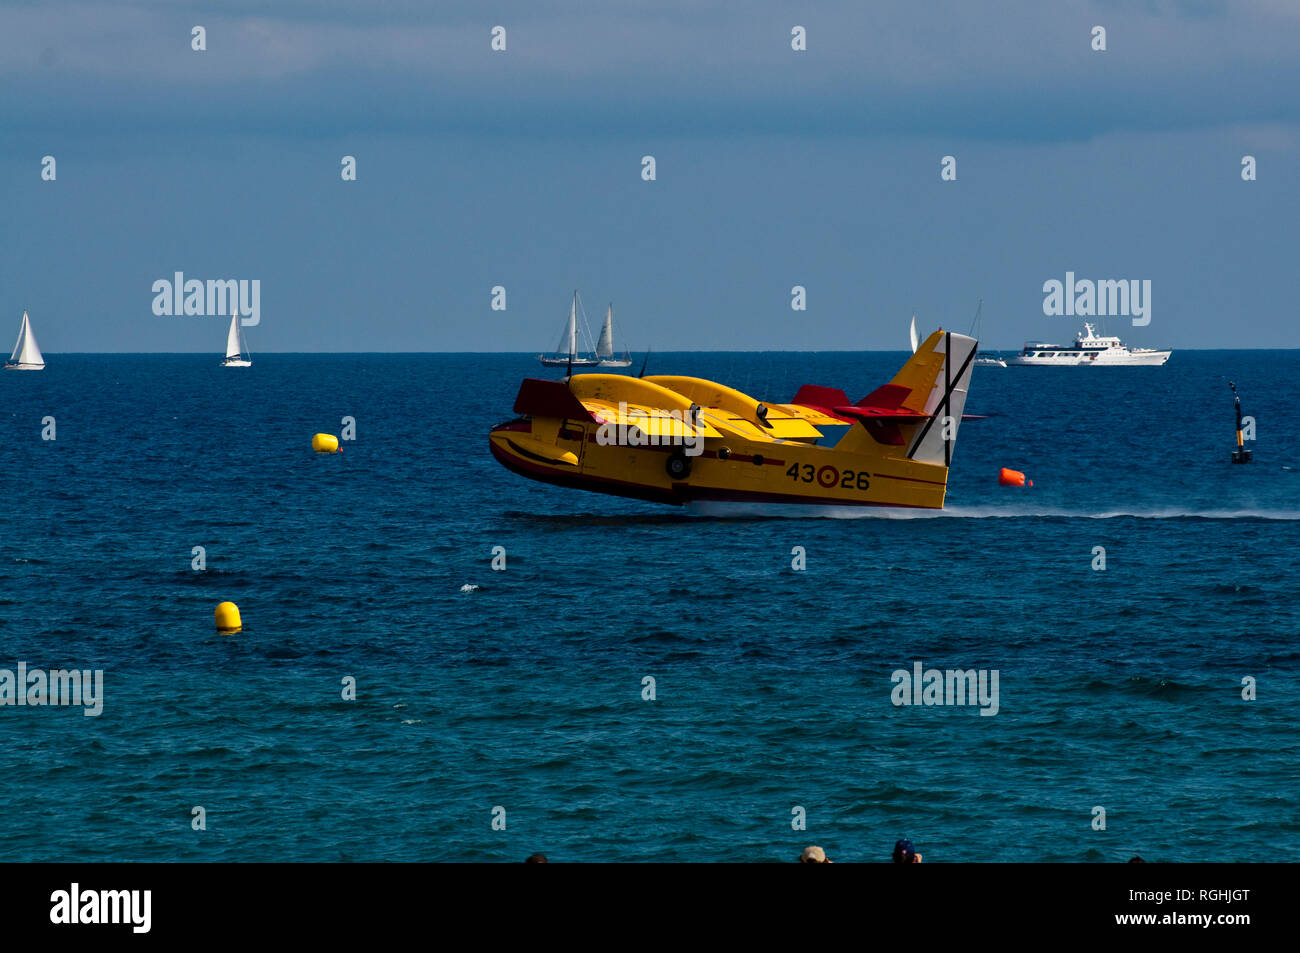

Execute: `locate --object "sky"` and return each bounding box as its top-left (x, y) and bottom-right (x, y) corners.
top-left (1, 0), bottom-right (1298, 352)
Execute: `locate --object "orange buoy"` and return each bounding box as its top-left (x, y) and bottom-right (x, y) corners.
top-left (998, 467), bottom-right (1033, 487)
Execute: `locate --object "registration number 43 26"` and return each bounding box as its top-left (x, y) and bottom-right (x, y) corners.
top-left (785, 462), bottom-right (870, 491)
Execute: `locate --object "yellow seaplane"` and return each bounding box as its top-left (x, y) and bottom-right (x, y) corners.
top-left (489, 328), bottom-right (978, 510)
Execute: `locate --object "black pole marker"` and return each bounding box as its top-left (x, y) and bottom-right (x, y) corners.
top-left (1230, 381), bottom-right (1252, 464)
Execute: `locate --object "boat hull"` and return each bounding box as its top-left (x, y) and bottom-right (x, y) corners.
top-left (1007, 350), bottom-right (1170, 366)
top-left (221, 359), bottom-right (252, 367)
top-left (4, 363), bottom-right (44, 370)
top-left (539, 356), bottom-right (601, 367)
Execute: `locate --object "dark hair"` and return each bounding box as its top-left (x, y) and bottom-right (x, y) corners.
top-left (524, 853), bottom-right (548, 863)
top-left (892, 839), bottom-right (917, 863)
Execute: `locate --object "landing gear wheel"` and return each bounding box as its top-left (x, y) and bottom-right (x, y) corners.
top-left (666, 450), bottom-right (692, 480)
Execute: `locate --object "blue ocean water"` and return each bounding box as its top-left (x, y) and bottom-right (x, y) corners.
top-left (1, 351), bottom-right (1298, 863)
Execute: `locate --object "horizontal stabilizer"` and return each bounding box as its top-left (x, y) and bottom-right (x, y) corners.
top-left (833, 405), bottom-right (928, 422)
top-left (855, 383), bottom-right (912, 410)
top-left (791, 384), bottom-right (850, 414)
top-left (513, 378), bottom-right (598, 422)
top-left (835, 406), bottom-right (986, 423)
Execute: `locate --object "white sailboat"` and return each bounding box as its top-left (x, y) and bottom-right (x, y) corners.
top-left (909, 314), bottom-right (919, 354)
top-left (221, 311), bottom-right (251, 367)
top-left (539, 291), bottom-right (601, 368)
top-left (596, 304), bottom-right (631, 367)
top-left (5, 311), bottom-right (45, 370)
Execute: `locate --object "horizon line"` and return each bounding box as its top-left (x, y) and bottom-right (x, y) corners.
top-left (15, 347), bottom-right (1293, 356)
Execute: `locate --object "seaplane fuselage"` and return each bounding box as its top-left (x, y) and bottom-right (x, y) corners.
top-left (490, 330), bottom-right (978, 510)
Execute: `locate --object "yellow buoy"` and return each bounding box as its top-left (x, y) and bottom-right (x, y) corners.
top-left (312, 433), bottom-right (340, 453)
top-left (214, 601), bottom-right (242, 633)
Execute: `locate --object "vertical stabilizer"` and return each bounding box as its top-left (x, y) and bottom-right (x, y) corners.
top-left (900, 330), bottom-right (977, 466)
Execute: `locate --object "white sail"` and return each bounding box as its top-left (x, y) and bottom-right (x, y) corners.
top-left (225, 313), bottom-right (242, 360)
top-left (596, 306), bottom-right (614, 359)
top-left (909, 315), bottom-right (919, 354)
top-left (568, 293), bottom-right (578, 359)
top-left (9, 311), bottom-right (44, 367)
top-left (220, 311), bottom-right (251, 366)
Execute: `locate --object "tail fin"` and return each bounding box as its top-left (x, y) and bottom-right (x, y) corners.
top-left (892, 329), bottom-right (977, 466)
top-left (831, 329), bottom-right (977, 466)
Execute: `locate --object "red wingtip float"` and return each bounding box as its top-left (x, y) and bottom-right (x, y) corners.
top-left (998, 467), bottom-right (1032, 487)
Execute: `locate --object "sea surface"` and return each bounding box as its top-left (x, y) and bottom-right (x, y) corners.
top-left (2, 351), bottom-right (1298, 863)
